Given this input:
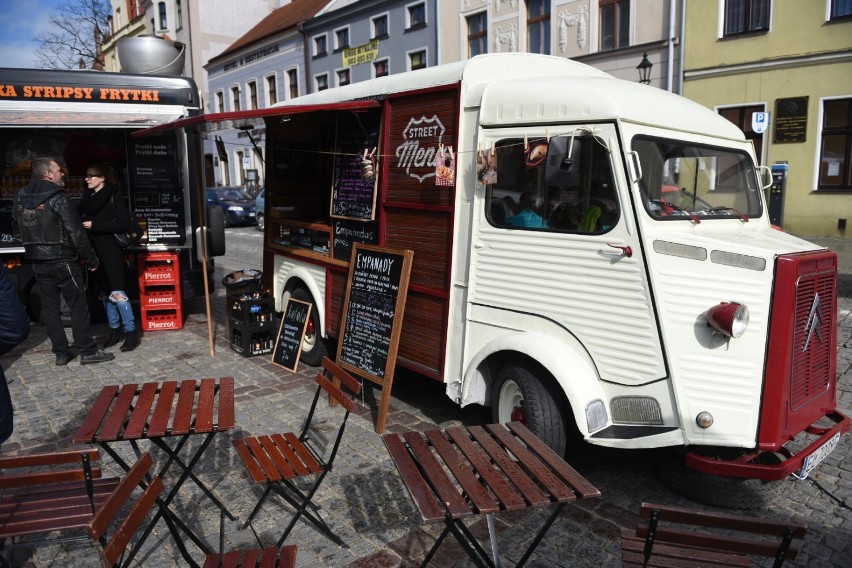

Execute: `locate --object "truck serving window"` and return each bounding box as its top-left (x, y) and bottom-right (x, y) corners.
top-left (632, 136), bottom-right (763, 221)
top-left (484, 135), bottom-right (619, 234)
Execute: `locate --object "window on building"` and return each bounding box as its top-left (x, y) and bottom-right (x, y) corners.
top-left (724, 0), bottom-right (770, 36)
top-left (527, 0), bottom-right (551, 55)
top-left (266, 75), bottom-right (277, 105)
top-left (335, 28), bottom-right (349, 51)
top-left (407, 2), bottom-right (426, 29)
top-left (467, 12), bottom-right (487, 57)
top-left (287, 69), bottom-right (299, 98)
top-left (314, 35), bottom-right (327, 57)
top-left (231, 86), bottom-right (240, 112)
top-left (216, 91), bottom-right (224, 113)
top-left (114, 8), bottom-right (122, 29)
top-left (316, 74), bottom-right (329, 92)
top-left (718, 105), bottom-right (765, 165)
top-left (409, 50), bottom-right (426, 71)
top-left (373, 14), bottom-right (389, 38)
top-left (600, 0), bottom-right (629, 50)
top-left (127, 0), bottom-right (139, 21)
top-left (235, 150), bottom-right (244, 185)
top-left (176, 0), bottom-right (182, 29)
top-left (337, 69), bottom-right (350, 86)
top-left (248, 81), bottom-right (258, 110)
top-left (818, 98), bottom-right (852, 190)
top-left (374, 59), bottom-right (389, 78)
top-left (830, 0), bottom-right (852, 19)
top-left (158, 1), bottom-right (167, 30)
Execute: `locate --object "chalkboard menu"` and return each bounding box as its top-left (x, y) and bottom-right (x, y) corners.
top-left (336, 243), bottom-right (413, 433)
top-left (332, 218), bottom-right (378, 262)
top-left (272, 298), bottom-right (312, 372)
top-left (0, 199), bottom-right (18, 247)
top-left (330, 111), bottom-right (380, 220)
top-left (128, 135), bottom-right (186, 245)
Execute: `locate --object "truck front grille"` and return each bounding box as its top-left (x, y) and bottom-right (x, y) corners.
top-left (791, 272), bottom-right (834, 408)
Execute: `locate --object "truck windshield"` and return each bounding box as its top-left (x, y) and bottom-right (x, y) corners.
top-left (632, 136), bottom-right (762, 221)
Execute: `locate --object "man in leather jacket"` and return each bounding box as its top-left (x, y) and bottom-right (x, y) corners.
top-left (12, 157), bottom-right (114, 366)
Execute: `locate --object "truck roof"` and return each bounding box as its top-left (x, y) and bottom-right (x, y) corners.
top-left (271, 53), bottom-right (745, 142)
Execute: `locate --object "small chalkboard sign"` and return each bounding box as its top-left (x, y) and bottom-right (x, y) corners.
top-left (272, 298), bottom-right (312, 372)
top-left (336, 243), bottom-right (413, 433)
top-left (330, 111), bottom-right (380, 220)
top-left (0, 199), bottom-right (19, 247)
top-left (332, 218), bottom-right (378, 262)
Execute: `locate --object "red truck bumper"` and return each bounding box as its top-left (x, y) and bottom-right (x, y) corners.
top-left (685, 410), bottom-right (850, 481)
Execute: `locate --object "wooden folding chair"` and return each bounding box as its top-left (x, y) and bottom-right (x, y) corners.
top-left (86, 452), bottom-right (296, 568)
top-left (621, 502), bottom-right (807, 568)
top-left (232, 356), bottom-right (362, 549)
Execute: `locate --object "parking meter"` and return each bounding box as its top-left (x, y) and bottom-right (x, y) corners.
top-left (769, 162), bottom-right (788, 228)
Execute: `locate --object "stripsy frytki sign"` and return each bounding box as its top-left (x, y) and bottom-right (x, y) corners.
top-left (395, 115), bottom-right (446, 183)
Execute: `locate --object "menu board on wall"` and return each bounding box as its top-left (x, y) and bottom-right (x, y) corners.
top-left (128, 135), bottom-right (185, 245)
top-left (332, 218), bottom-right (378, 262)
top-left (272, 298), bottom-right (312, 372)
top-left (336, 243), bottom-right (413, 433)
top-left (330, 111), bottom-right (380, 220)
top-left (0, 200), bottom-right (18, 247)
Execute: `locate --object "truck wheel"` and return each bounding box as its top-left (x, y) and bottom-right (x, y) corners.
top-left (492, 365), bottom-right (568, 457)
top-left (654, 450), bottom-right (785, 509)
top-left (291, 288), bottom-right (328, 367)
top-left (256, 213), bottom-right (265, 232)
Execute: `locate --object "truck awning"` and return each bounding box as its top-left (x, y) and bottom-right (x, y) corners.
top-left (0, 101), bottom-right (190, 128)
top-left (131, 99), bottom-right (382, 137)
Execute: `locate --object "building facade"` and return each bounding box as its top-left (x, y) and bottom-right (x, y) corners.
top-left (204, 0), bottom-right (333, 188)
top-left (440, 0), bottom-right (683, 92)
top-left (302, 0), bottom-right (439, 92)
top-left (682, 0), bottom-right (852, 236)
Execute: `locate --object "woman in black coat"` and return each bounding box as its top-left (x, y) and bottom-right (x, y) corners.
top-left (77, 164), bottom-right (138, 351)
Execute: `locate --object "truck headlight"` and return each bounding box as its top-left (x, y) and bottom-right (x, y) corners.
top-left (706, 301), bottom-right (749, 338)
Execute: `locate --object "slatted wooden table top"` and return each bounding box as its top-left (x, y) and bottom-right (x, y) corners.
top-left (73, 377), bottom-right (236, 443)
top-left (382, 421), bottom-right (600, 523)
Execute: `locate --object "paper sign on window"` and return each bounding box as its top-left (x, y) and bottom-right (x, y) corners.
top-left (435, 145), bottom-right (455, 186)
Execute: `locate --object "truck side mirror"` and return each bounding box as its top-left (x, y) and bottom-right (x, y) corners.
top-left (757, 165), bottom-right (773, 190)
top-left (545, 136), bottom-right (580, 187)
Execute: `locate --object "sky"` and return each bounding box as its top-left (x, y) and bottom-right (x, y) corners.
top-left (0, 0), bottom-right (66, 69)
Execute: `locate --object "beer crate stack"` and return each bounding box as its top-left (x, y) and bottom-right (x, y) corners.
top-left (229, 293), bottom-right (275, 357)
top-left (137, 252), bottom-right (183, 331)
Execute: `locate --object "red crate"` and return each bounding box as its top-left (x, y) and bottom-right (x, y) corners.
top-left (141, 306), bottom-right (184, 331)
top-left (138, 252), bottom-right (180, 286)
top-left (140, 286), bottom-right (180, 309)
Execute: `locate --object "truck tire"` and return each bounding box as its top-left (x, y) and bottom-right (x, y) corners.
top-left (291, 287), bottom-right (328, 367)
top-left (207, 206), bottom-right (226, 257)
top-left (654, 451), bottom-right (785, 509)
top-left (492, 365), bottom-right (568, 457)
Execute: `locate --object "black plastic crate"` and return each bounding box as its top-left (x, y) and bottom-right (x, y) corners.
top-left (229, 327), bottom-right (274, 357)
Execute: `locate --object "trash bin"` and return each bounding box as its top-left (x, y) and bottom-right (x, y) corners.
top-left (222, 269), bottom-right (262, 311)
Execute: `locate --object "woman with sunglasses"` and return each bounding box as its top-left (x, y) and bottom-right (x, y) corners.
top-left (77, 165), bottom-right (138, 352)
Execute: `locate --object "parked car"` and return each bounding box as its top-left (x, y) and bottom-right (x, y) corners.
top-left (206, 187), bottom-right (256, 227)
top-left (255, 188), bottom-right (265, 231)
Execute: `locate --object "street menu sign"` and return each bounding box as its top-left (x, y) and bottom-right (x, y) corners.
top-left (128, 135), bottom-right (185, 245)
top-left (336, 243), bottom-right (413, 433)
top-left (272, 298), bottom-right (312, 372)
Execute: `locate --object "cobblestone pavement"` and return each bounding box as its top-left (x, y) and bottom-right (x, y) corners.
top-left (1, 247), bottom-right (850, 567)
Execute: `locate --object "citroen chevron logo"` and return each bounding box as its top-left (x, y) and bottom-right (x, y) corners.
top-left (803, 293), bottom-right (823, 352)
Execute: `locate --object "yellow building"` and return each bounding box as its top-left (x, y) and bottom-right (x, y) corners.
top-left (683, 1), bottom-right (852, 237)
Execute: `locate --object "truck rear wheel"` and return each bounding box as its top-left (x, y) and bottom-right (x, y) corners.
top-left (492, 365), bottom-right (568, 457)
top-left (291, 287), bottom-right (328, 367)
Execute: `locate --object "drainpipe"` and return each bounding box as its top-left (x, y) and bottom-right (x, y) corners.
top-left (667, 0), bottom-right (676, 92)
top-left (299, 21), bottom-right (311, 95)
top-left (435, 0), bottom-right (441, 65)
top-left (678, 0), bottom-right (686, 95)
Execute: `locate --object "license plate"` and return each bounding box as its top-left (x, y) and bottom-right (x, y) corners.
top-left (795, 432), bottom-right (841, 480)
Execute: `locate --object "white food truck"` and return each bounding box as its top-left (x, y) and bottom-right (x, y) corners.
top-left (149, 54), bottom-right (848, 506)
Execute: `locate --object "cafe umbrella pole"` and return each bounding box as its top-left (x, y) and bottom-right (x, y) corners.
top-left (189, 128), bottom-right (216, 357)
